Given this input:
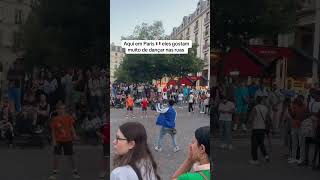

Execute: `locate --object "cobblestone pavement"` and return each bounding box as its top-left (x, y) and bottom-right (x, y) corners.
top-left (110, 105), bottom-right (210, 179)
top-left (0, 145), bottom-right (102, 180)
top-left (212, 135), bottom-right (320, 180)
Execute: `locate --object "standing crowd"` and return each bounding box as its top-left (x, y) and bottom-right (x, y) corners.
top-left (213, 79), bottom-right (320, 169)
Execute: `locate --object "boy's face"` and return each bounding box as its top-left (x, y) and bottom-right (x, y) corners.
top-left (57, 105), bottom-right (66, 115)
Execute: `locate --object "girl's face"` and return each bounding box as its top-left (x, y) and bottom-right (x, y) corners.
top-left (190, 136), bottom-right (205, 162)
top-left (113, 129), bottom-right (135, 155)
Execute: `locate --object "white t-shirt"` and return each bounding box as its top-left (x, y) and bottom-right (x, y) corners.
top-left (309, 101), bottom-right (320, 113)
top-left (218, 101), bottom-right (235, 121)
top-left (252, 104), bottom-right (268, 129)
top-left (189, 94), bottom-right (194, 103)
top-left (110, 160), bottom-right (157, 180)
top-left (178, 94), bottom-right (184, 101)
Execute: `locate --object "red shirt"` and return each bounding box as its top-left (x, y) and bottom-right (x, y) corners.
top-left (141, 100), bottom-right (148, 108)
top-left (102, 123), bottom-right (110, 144)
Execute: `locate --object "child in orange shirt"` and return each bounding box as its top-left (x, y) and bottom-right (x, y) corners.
top-left (49, 103), bottom-right (80, 180)
top-left (126, 95), bottom-right (135, 119)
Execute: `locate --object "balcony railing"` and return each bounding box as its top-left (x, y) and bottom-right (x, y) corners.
top-left (194, 25), bottom-right (199, 32)
top-left (204, 16), bottom-right (210, 24)
top-left (203, 44), bottom-right (209, 51)
top-left (203, 30), bottom-right (209, 39)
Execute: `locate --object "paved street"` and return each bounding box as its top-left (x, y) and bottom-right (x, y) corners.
top-left (212, 134), bottom-right (320, 180)
top-left (0, 145), bottom-right (102, 180)
top-left (110, 105), bottom-right (210, 179)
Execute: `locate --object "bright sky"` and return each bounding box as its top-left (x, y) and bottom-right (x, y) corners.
top-left (110, 0), bottom-right (200, 46)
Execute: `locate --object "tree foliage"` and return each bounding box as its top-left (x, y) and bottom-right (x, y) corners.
top-left (22, 0), bottom-right (107, 70)
top-left (115, 22), bottom-right (203, 83)
top-left (212, 0), bottom-right (299, 52)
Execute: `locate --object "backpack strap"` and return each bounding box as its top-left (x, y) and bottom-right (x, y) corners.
top-left (198, 171), bottom-right (208, 180)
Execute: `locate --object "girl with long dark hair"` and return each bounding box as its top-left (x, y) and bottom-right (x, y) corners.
top-left (111, 122), bottom-right (160, 180)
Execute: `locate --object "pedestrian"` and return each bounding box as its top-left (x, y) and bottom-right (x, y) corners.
top-left (154, 99), bottom-right (180, 153)
top-left (289, 95), bottom-right (307, 164)
top-left (248, 96), bottom-right (270, 165)
top-left (111, 122), bottom-right (160, 180)
top-left (96, 119), bottom-right (110, 179)
top-left (171, 126), bottom-right (210, 180)
top-left (233, 81), bottom-right (249, 131)
top-left (218, 95), bottom-right (235, 150)
top-left (188, 92), bottom-right (195, 113)
top-left (178, 92), bottom-right (184, 107)
top-left (141, 97), bottom-right (149, 119)
top-left (126, 95), bottom-right (135, 119)
top-left (49, 102), bottom-right (80, 179)
top-left (279, 98), bottom-right (293, 160)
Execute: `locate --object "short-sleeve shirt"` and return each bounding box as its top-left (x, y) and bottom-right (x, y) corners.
top-left (126, 97), bottom-right (134, 107)
top-left (50, 115), bottom-right (74, 142)
top-left (218, 101), bottom-right (235, 121)
top-left (141, 100), bottom-right (148, 108)
top-left (177, 170), bottom-right (210, 180)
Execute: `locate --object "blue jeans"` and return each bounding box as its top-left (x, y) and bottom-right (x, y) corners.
top-left (8, 88), bottom-right (21, 112)
top-left (156, 126), bottom-right (178, 148)
top-left (220, 120), bottom-right (232, 145)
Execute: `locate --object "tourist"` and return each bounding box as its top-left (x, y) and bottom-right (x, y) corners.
top-left (111, 122), bottom-right (160, 180)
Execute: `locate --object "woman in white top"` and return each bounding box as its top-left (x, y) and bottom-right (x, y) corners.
top-left (111, 122), bottom-right (160, 180)
top-left (248, 96), bottom-right (270, 165)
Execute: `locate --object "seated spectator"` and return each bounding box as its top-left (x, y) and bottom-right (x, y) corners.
top-left (0, 106), bottom-right (14, 147)
top-left (81, 112), bottom-right (102, 142)
top-left (172, 126), bottom-right (210, 180)
top-left (16, 101), bottom-right (37, 134)
top-left (75, 95), bottom-right (89, 128)
top-left (37, 94), bottom-right (50, 131)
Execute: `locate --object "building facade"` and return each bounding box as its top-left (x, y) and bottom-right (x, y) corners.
top-left (169, 0), bottom-right (210, 87)
top-left (110, 43), bottom-right (125, 83)
top-left (0, 0), bottom-right (35, 84)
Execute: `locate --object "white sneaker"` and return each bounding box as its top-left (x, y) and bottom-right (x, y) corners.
top-left (242, 124), bottom-right (247, 131)
top-left (173, 146), bottom-right (180, 153)
top-left (72, 171), bottom-right (80, 179)
top-left (233, 124), bottom-right (238, 131)
top-left (220, 144), bottom-right (227, 149)
top-left (154, 146), bottom-right (162, 152)
top-left (249, 160), bottom-right (260, 165)
top-left (288, 159), bottom-right (298, 164)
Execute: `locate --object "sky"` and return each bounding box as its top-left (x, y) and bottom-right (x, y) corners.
top-left (110, 0), bottom-right (200, 46)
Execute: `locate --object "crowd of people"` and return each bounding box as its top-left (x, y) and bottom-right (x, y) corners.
top-left (213, 79), bottom-right (320, 169)
top-left (0, 60), bottom-right (108, 147)
top-left (110, 82), bottom-right (211, 117)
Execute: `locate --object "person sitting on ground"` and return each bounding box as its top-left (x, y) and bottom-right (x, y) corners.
top-left (16, 101), bottom-right (37, 134)
top-left (81, 112), bottom-right (101, 143)
top-left (0, 106), bottom-right (14, 147)
top-left (171, 126), bottom-right (210, 180)
top-left (111, 122), bottom-right (160, 180)
top-left (37, 94), bottom-right (50, 132)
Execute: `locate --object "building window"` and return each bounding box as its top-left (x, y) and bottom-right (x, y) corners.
top-left (195, 33), bottom-right (198, 44)
top-left (0, 30), bottom-right (2, 46)
top-left (0, 7), bottom-right (4, 22)
top-left (13, 31), bottom-right (23, 50)
top-left (15, 9), bottom-right (23, 24)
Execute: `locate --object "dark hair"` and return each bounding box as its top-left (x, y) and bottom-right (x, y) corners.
top-left (195, 126), bottom-right (210, 157)
top-left (168, 99), bottom-right (175, 106)
top-left (256, 96), bottom-right (263, 104)
top-left (114, 122), bottom-right (160, 180)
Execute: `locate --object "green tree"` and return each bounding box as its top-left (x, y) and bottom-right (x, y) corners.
top-left (115, 21), bottom-right (203, 83)
top-left (22, 0), bottom-right (107, 70)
